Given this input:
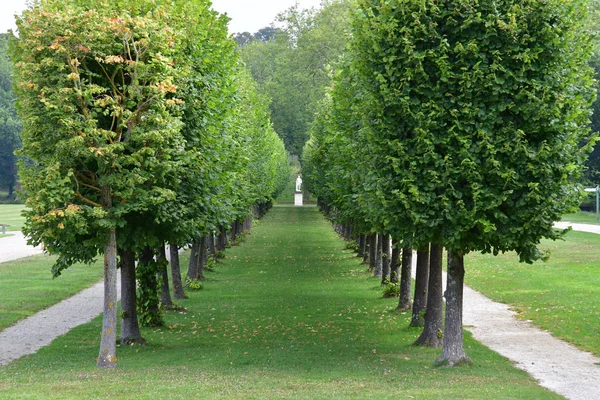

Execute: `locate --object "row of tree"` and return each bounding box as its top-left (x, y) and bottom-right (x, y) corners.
top-left (303, 0), bottom-right (596, 365)
top-left (238, 0), bottom-right (352, 155)
top-left (11, 0), bottom-right (290, 368)
top-left (0, 34), bottom-right (21, 199)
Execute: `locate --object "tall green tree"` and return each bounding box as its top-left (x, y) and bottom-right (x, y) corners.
top-left (351, 0), bottom-right (595, 365)
top-left (306, 0), bottom-right (595, 365)
top-left (0, 33), bottom-right (21, 199)
top-left (12, 0), bottom-right (189, 367)
top-left (240, 0), bottom-right (352, 155)
top-left (12, 0), bottom-right (289, 366)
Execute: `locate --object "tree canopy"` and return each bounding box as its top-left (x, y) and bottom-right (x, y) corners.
top-left (304, 0), bottom-right (596, 365)
top-left (240, 0), bottom-right (352, 155)
top-left (0, 33), bottom-right (21, 198)
top-left (11, 0), bottom-right (289, 367)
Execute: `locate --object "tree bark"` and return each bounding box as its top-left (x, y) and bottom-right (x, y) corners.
top-left (207, 233), bottom-right (217, 262)
top-left (196, 236), bottom-right (207, 281)
top-left (217, 225), bottom-right (228, 251)
top-left (169, 244), bottom-right (186, 299)
top-left (119, 248), bottom-right (144, 345)
top-left (374, 233), bottom-right (383, 277)
top-left (368, 233), bottom-right (377, 271)
top-left (397, 247), bottom-right (413, 310)
top-left (381, 234), bottom-right (391, 284)
top-left (390, 240), bottom-right (400, 283)
top-left (414, 244), bottom-right (443, 347)
top-left (97, 185), bottom-right (117, 368)
top-left (138, 246), bottom-right (162, 327)
top-left (358, 233), bottom-right (366, 259)
top-left (435, 251), bottom-right (471, 366)
top-left (187, 240), bottom-right (200, 279)
top-left (157, 243), bottom-right (173, 307)
top-left (410, 244), bottom-right (430, 327)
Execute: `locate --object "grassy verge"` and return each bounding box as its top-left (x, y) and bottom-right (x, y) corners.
top-left (465, 230), bottom-right (600, 357)
top-left (0, 206), bottom-right (560, 399)
top-left (561, 211), bottom-right (600, 225)
top-left (0, 255), bottom-right (104, 331)
top-left (0, 204), bottom-right (27, 231)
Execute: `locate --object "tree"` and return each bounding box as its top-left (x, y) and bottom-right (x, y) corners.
top-left (241, 0), bottom-right (352, 155)
top-left (13, 0), bottom-right (289, 368)
top-left (349, 0), bottom-right (595, 365)
top-left (0, 33), bottom-right (21, 198)
top-left (12, 0), bottom-right (190, 367)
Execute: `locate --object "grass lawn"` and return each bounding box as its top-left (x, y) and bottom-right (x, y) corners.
top-left (0, 255), bottom-right (104, 331)
top-left (0, 204), bottom-right (27, 231)
top-left (561, 211), bottom-right (600, 225)
top-left (465, 230), bottom-right (600, 357)
top-left (0, 206), bottom-right (560, 399)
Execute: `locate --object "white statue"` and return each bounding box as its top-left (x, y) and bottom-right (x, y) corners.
top-left (295, 175), bottom-right (302, 192)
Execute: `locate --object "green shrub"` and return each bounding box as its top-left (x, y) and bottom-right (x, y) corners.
top-left (185, 278), bottom-right (203, 291)
top-left (382, 281), bottom-right (400, 298)
top-left (344, 240), bottom-right (359, 252)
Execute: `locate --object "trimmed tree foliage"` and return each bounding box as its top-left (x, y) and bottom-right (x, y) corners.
top-left (304, 0), bottom-right (595, 365)
top-left (240, 0), bottom-right (352, 155)
top-left (12, 0), bottom-right (289, 368)
top-left (0, 33), bottom-right (21, 199)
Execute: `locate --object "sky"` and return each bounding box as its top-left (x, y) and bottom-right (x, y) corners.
top-left (0, 0), bottom-right (324, 35)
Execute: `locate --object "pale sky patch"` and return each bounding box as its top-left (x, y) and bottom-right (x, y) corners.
top-left (0, 0), bottom-right (324, 35)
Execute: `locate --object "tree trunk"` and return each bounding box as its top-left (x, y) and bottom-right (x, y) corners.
top-left (414, 244), bottom-right (443, 347)
top-left (410, 244), bottom-right (430, 327)
top-left (169, 244), bottom-right (186, 299)
top-left (137, 246), bottom-right (162, 327)
top-left (119, 248), bottom-right (144, 345)
top-left (218, 225), bottom-right (228, 251)
top-left (435, 251), bottom-right (471, 366)
top-left (358, 233), bottom-right (366, 259)
top-left (368, 233), bottom-right (377, 271)
top-left (196, 236), bottom-right (207, 281)
top-left (397, 247), bottom-right (413, 310)
top-left (362, 233), bottom-right (370, 264)
top-left (97, 184), bottom-right (117, 368)
top-left (381, 234), bottom-right (391, 284)
top-left (374, 233), bottom-right (383, 277)
top-left (157, 243), bottom-right (173, 307)
top-left (207, 233), bottom-right (217, 262)
top-left (187, 240), bottom-right (200, 279)
top-left (390, 240), bottom-right (400, 283)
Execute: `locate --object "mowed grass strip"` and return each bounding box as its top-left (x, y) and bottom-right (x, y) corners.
top-left (0, 255), bottom-right (104, 331)
top-left (466, 230), bottom-right (600, 357)
top-left (0, 204), bottom-right (27, 231)
top-left (0, 206), bottom-right (560, 399)
top-left (561, 210), bottom-right (600, 225)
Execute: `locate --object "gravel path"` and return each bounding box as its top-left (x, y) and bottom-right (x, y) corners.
top-left (0, 278), bottom-right (120, 366)
top-left (410, 222), bottom-right (600, 400)
top-left (463, 284), bottom-right (600, 400)
top-left (0, 231), bottom-right (44, 263)
top-left (0, 232), bottom-right (120, 366)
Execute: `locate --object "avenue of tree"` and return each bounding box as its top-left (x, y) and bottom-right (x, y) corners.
top-left (11, 0), bottom-right (289, 368)
top-left (303, 0), bottom-right (596, 365)
top-left (2, 0), bottom-right (600, 371)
